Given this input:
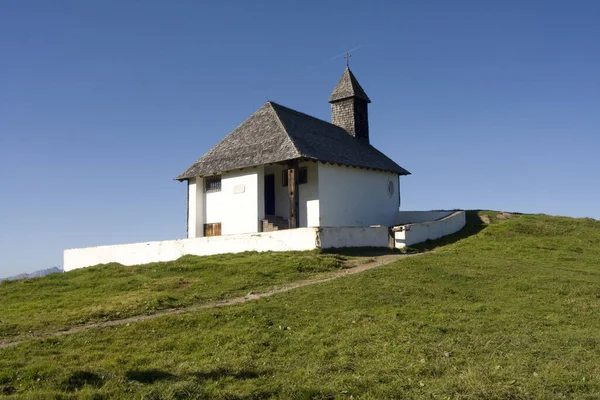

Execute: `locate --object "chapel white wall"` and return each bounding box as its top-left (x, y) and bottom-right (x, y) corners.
top-left (187, 178), bottom-right (204, 238)
top-left (188, 163), bottom-right (400, 236)
top-left (187, 167), bottom-right (263, 237)
top-left (318, 164), bottom-right (400, 227)
top-left (204, 188), bottom-right (223, 225)
top-left (300, 162), bottom-right (319, 227)
top-left (220, 168), bottom-right (262, 235)
top-left (187, 179), bottom-right (197, 238)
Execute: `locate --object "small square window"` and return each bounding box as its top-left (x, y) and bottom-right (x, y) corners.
top-left (282, 167), bottom-right (307, 186)
top-left (205, 176), bottom-right (221, 193)
top-left (204, 223), bottom-right (221, 236)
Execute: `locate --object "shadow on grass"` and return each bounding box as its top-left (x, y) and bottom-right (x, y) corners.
top-left (126, 368), bottom-right (268, 385)
top-left (126, 369), bottom-right (176, 384)
top-left (410, 210), bottom-right (488, 252)
top-left (1, 386), bottom-right (16, 395)
top-left (62, 370), bottom-right (104, 391)
top-left (321, 247), bottom-right (400, 257)
top-left (190, 368), bottom-right (267, 382)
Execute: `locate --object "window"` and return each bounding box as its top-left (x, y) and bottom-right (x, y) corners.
top-left (387, 180), bottom-right (395, 198)
top-left (282, 167), bottom-right (308, 186)
top-left (205, 176), bottom-right (221, 193)
top-left (204, 223), bottom-right (221, 237)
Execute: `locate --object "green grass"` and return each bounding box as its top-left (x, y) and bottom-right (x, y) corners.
top-left (2, 212), bottom-right (600, 399)
top-left (0, 251), bottom-right (347, 341)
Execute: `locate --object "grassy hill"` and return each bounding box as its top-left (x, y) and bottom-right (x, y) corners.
top-left (1, 211), bottom-right (600, 399)
top-left (0, 252), bottom-right (349, 342)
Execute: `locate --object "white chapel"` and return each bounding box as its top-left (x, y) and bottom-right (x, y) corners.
top-left (176, 67), bottom-right (411, 237)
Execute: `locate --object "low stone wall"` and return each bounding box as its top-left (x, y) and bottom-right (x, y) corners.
top-left (63, 227), bottom-right (390, 271)
top-left (319, 226), bottom-right (389, 249)
top-left (395, 210), bottom-right (455, 225)
top-left (64, 215), bottom-right (466, 271)
top-left (393, 211), bottom-right (466, 248)
top-left (64, 228), bottom-right (319, 271)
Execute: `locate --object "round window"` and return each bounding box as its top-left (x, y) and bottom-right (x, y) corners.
top-left (387, 180), bottom-right (395, 197)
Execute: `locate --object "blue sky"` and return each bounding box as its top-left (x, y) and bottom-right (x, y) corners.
top-left (1, 1), bottom-right (599, 276)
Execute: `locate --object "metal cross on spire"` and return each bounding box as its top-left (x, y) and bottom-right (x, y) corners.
top-left (344, 52), bottom-right (351, 67)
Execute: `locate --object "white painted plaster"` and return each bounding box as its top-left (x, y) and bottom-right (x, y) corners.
top-left (395, 211), bottom-right (454, 225)
top-left (64, 213), bottom-right (468, 271)
top-left (187, 179), bottom-right (197, 238)
top-left (220, 168), bottom-right (262, 235)
top-left (197, 178), bottom-right (206, 237)
top-left (306, 199), bottom-right (320, 227)
top-left (187, 178), bottom-right (206, 238)
top-left (318, 163), bottom-right (400, 227)
top-left (300, 162), bottom-right (319, 227)
top-left (204, 188), bottom-right (223, 225)
top-left (64, 228), bottom-right (319, 271)
top-left (319, 226), bottom-right (389, 249)
top-left (187, 168), bottom-right (265, 236)
top-left (394, 211), bottom-right (466, 248)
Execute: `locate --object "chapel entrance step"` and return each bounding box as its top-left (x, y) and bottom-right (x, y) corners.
top-left (262, 215), bottom-right (289, 232)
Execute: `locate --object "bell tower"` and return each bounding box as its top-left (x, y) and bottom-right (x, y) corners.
top-left (328, 66), bottom-right (371, 143)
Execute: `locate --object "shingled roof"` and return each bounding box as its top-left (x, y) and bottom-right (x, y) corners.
top-left (175, 101), bottom-right (410, 180)
top-left (329, 67), bottom-right (371, 103)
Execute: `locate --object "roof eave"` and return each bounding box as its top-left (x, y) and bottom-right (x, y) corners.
top-left (306, 157), bottom-right (410, 176)
top-left (174, 156), bottom-right (307, 181)
top-left (175, 159), bottom-right (409, 181)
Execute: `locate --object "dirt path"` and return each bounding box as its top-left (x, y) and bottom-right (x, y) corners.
top-left (0, 253), bottom-right (409, 350)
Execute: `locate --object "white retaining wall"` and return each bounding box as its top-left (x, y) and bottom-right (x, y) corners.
top-left (394, 211), bottom-right (466, 248)
top-left (319, 226), bottom-right (389, 249)
top-left (65, 228), bottom-right (318, 271)
top-left (64, 227), bottom-right (389, 271)
top-left (395, 211), bottom-right (455, 225)
top-left (64, 211), bottom-right (468, 271)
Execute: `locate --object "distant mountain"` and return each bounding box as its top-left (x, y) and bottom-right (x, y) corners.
top-left (0, 266), bottom-right (63, 282)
